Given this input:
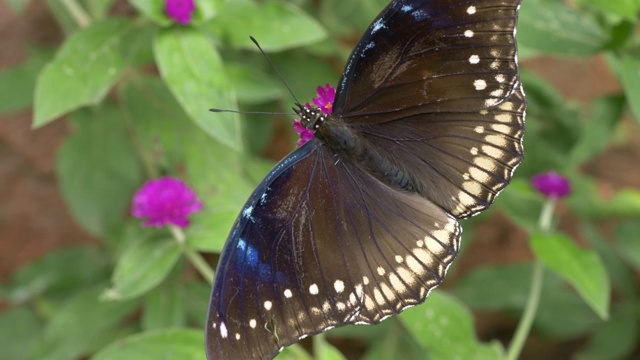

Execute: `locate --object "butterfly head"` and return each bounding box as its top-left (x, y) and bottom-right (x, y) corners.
top-left (294, 103), bottom-right (326, 131)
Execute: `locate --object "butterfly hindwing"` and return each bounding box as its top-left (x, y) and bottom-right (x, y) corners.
top-left (206, 140), bottom-right (461, 359)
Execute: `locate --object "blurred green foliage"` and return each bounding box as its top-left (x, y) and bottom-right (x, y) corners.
top-left (1, 0), bottom-right (640, 359)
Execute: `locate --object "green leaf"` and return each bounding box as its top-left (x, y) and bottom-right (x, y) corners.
top-left (182, 280), bottom-right (212, 328)
top-left (105, 236), bottom-right (182, 300)
top-left (83, 0), bottom-right (115, 19)
top-left (530, 232), bottom-right (610, 319)
top-left (493, 179), bottom-right (541, 233)
top-left (226, 64), bottom-right (283, 104)
top-left (581, 222), bottom-right (637, 298)
top-left (315, 335), bottom-right (346, 360)
top-left (400, 291), bottom-right (504, 360)
top-left (606, 188), bottom-right (640, 217)
top-left (30, 284), bottom-right (140, 360)
top-left (34, 18), bottom-right (132, 127)
top-left (208, 0), bottom-right (327, 52)
top-left (0, 307), bottom-right (41, 359)
top-left (142, 283), bottom-right (186, 330)
top-left (615, 221), bottom-right (640, 271)
top-left (56, 106), bottom-right (142, 236)
top-left (450, 264), bottom-right (602, 340)
top-left (91, 328), bottom-right (205, 360)
top-left (361, 320), bottom-right (424, 360)
top-left (568, 95), bottom-right (624, 167)
top-left (275, 344), bottom-right (313, 360)
top-left (0, 47), bottom-right (52, 114)
top-left (577, 301), bottom-right (637, 360)
top-left (581, 0), bottom-right (640, 20)
top-left (154, 28), bottom-right (241, 150)
top-left (621, 53), bottom-right (640, 126)
top-left (517, 0), bottom-right (609, 56)
top-left (517, 70), bottom-right (582, 174)
top-left (3, 246), bottom-right (110, 303)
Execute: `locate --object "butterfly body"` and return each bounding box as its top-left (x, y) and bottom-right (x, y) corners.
top-left (207, 0), bottom-right (525, 359)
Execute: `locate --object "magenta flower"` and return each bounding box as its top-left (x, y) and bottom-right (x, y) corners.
top-left (313, 84), bottom-right (336, 114)
top-left (132, 177), bottom-right (203, 228)
top-left (293, 119), bottom-right (314, 146)
top-left (165, 0), bottom-right (195, 25)
top-left (292, 84), bottom-right (336, 146)
top-left (531, 171), bottom-right (571, 199)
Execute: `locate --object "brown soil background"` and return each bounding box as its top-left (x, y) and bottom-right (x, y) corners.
top-left (1, 1), bottom-right (638, 359)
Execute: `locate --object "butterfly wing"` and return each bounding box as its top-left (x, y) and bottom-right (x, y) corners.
top-left (333, 0), bottom-right (524, 218)
top-left (206, 140), bottom-right (461, 359)
top-left (334, 0), bottom-right (522, 118)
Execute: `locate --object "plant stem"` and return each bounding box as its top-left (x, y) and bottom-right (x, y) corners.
top-left (169, 226), bottom-right (215, 285)
top-left (60, 0), bottom-right (91, 27)
top-left (505, 199), bottom-right (556, 360)
top-left (505, 259), bottom-right (544, 360)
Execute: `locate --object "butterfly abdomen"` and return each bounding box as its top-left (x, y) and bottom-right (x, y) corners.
top-left (318, 115), bottom-right (415, 192)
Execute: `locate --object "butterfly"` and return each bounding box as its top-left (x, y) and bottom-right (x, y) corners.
top-left (206, 0), bottom-right (525, 358)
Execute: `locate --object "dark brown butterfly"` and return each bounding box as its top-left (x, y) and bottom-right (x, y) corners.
top-left (206, 0), bottom-right (525, 358)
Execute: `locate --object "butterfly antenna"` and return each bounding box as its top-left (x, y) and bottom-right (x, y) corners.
top-left (249, 36), bottom-right (303, 107)
top-left (209, 108), bottom-right (294, 115)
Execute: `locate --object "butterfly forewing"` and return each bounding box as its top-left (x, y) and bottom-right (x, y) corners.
top-left (206, 141), bottom-right (461, 359)
top-left (334, 0), bottom-right (522, 120)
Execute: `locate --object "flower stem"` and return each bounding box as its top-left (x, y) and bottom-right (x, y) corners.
top-left (506, 199), bottom-right (556, 360)
top-left (505, 259), bottom-right (544, 360)
top-left (169, 226), bottom-right (215, 285)
top-left (60, 0), bottom-right (91, 27)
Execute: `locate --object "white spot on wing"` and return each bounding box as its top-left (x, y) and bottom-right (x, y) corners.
top-left (469, 55), bottom-right (480, 64)
top-left (220, 322), bottom-right (228, 338)
top-left (309, 283), bottom-right (319, 295)
top-left (334, 280), bottom-right (345, 293)
top-left (371, 18), bottom-right (386, 34)
top-left (249, 319), bottom-right (256, 328)
top-left (474, 79), bottom-right (487, 90)
top-left (464, 30), bottom-right (474, 38)
top-left (264, 300), bottom-right (272, 310)
top-left (284, 289), bottom-right (292, 298)
top-left (467, 6), bottom-right (476, 14)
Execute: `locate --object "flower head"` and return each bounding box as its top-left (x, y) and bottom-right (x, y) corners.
top-left (293, 119), bottom-right (314, 146)
top-left (292, 84), bottom-right (336, 146)
top-left (165, 0), bottom-right (195, 25)
top-left (313, 84), bottom-right (336, 114)
top-left (531, 171), bottom-right (571, 199)
top-left (132, 177), bottom-right (203, 228)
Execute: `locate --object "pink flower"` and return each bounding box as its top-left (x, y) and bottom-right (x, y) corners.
top-left (293, 119), bottom-right (314, 146)
top-left (165, 0), bottom-right (195, 25)
top-left (531, 171), bottom-right (571, 199)
top-left (313, 84), bottom-right (336, 114)
top-left (292, 84), bottom-right (336, 146)
top-left (132, 177), bottom-right (203, 228)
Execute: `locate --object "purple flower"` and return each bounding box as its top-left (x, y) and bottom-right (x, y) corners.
top-left (293, 119), bottom-right (314, 146)
top-left (132, 177), bottom-right (203, 228)
top-left (312, 84), bottom-right (336, 114)
top-left (165, 0), bottom-right (195, 25)
top-left (531, 171), bottom-right (571, 199)
top-left (292, 84), bottom-right (336, 146)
